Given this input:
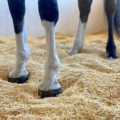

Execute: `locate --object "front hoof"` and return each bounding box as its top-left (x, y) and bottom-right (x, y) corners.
top-left (38, 88), bottom-right (61, 98)
top-left (8, 74), bottom-right (29, 84)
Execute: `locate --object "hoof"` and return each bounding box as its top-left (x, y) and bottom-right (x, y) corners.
top-left (107, 54), bottom-right (118, 59)
top-left (8, 74), bottom-right (29, 84)
top-left (38, 88), bottom-right (61, 98)
top-left (107, 50), bottom-right (118, 59)
top-left (68, 49), bottom-right (80, 56)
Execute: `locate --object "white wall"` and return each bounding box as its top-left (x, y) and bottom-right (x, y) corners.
top-left (0, 0), bottom-right (106, 37)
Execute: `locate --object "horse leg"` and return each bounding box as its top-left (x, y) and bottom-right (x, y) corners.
top-left (38, 0), bottom-right (61, 98)
top-left (105, 0), bottom-right (117, 59)
top-left (68, 0), bottom-right (93, 56)
top-left (7, 0), bottom-right (30, 83)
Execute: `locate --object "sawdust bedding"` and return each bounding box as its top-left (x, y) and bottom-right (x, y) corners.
top-left (0, 31), bottom-right (120, 120)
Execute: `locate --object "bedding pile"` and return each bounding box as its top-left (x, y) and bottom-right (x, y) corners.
top-left (0, 31), bottom-right (120, 119)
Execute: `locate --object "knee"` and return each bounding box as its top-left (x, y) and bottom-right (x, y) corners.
top-left (38, 0), bottom-right (59, 25)
top-left (7, 0), bottom-right (25, 33)
top-left (105, 0), bottom-right (116, 16)
top-left (45, 58), bottom-right (60, 72)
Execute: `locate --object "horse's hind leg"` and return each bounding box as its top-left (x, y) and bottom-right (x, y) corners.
top-left (38, 0), bottom-right (61, 98)
top-left (68, 0), bottom-right (93, 56)
top-left (7, 0), bottom-right (30, 83)
top-left (105, 0), bottom-right (117, 59)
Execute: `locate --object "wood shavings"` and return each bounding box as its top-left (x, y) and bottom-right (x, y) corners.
top-left (0, 31), bottom-right (120, 120)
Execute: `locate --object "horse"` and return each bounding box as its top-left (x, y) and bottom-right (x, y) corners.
top-left (7, 0), bottom-right (120, 98)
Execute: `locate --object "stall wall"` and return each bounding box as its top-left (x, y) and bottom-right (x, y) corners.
top-left (0, 0), bottom-right (106, 37)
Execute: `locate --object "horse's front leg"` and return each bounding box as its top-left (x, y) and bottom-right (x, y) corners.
top-left (38, 0), bottom-right (61, 98)
top-left (7, 0), bottom-right (30, 83)
top-left (68, 0), bottom-right (93, 56)
top-left (105, 0), bottom-right (117, 59)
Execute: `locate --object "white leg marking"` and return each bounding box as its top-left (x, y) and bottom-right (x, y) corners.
top-left (9, 23), bottom-right (30, 78)
top-left (38, 20), bottom-right (61, 91)
top-left (68, 19), bottom-right (87, 56)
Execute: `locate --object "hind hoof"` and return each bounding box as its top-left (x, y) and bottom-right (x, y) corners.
top-left (8, 74), bottom-right (29, 84)
top-left (107, 50), bottom-right (118, 59)
top-left (107, 54), bottom-right (118, 59)
top-left (38, 88), bottom-right (61, 98)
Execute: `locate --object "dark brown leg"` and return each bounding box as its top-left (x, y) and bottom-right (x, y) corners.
top-left (78, 0), bottom-right (93, 23)
top-left (105, 0), bottom-right (117, 59)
